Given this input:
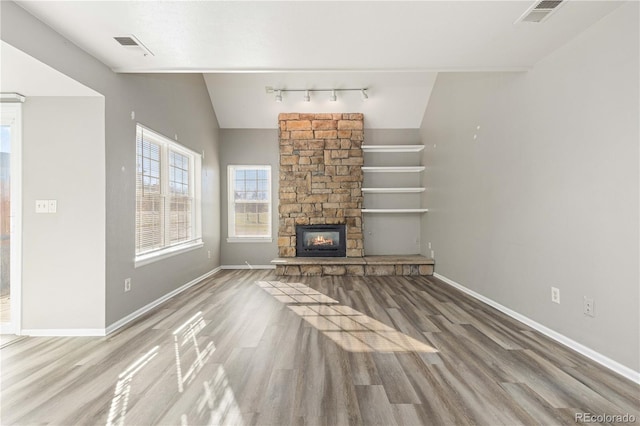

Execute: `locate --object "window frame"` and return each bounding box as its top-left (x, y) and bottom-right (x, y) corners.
top-left (135, 124), bottom-right (202, 267)
top-left (227, 164), bottom-right (273, 243)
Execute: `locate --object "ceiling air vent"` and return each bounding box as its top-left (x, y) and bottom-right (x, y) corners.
top-left (516, 0), bottom-right (565, 23)
top-left (114, 36), bottom-right (138, 46)
top-left (113, 35), bottom-right (154, 56)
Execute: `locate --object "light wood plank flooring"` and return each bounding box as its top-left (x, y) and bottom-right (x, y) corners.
top-left (0, 295), bottom-right (10, 323)
top-left (1, 270), bottom-right (638, 425)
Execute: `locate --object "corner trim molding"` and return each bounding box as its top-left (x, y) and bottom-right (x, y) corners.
top-left (105, 267), bottom-right (222, 335)
top-left (433, 273), bottom-right (640, 384)
top-left (220, 265), bottom-right (276, 270)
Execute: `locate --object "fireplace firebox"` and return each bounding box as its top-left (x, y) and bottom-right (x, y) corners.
top-left (296, 225), bottom-right (346, 257)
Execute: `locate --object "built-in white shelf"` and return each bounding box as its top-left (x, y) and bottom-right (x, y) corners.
top-left (361, 187), bottom-right (425, 193)
top-left (362, 166), bottom-right (425, 173)
top-left (362, 208), bottom-right (429, 213)
top-left (362, 143), bottom-right (427, 218)
top-left (362, 145), bottom-right (425, 153)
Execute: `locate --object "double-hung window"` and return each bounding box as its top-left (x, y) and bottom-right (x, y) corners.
top-left (227, 165), bottom-right (272, 242)
top-left (135, 124), bottom-right (202, 266)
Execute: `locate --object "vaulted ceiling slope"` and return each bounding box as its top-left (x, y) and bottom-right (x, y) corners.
top-left (1, 41), bottom-right (101, 97)
top-left (15, 1), bottom-right (624, 128)
top-left (204, 72), bottom-right (437, 128)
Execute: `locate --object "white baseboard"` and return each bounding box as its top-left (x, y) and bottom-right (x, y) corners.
top-left (220, 265), bottom-right (276, 270)
top-left (22, 329), bottom-right (106, 337)
top-left (433, 273), bottom-right (640, 384)
top-left (105, 267), bottom-right (222, 335)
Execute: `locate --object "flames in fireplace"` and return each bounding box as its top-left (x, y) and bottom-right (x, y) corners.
top-left (308, 235), bottom-right (334, 246)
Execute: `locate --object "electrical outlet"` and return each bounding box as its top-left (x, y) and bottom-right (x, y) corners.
top-left (583, 297), bottom-right (595, 317)
top-left (430, 250), bottom-right (435, 258)
top-left (124, 278), bottom-right (131, 292)
top-left (48, 200), bottom-right (57, 213)
top-left (551, 287), bottom-right (560, 304)
top-left (428, 242), bottom-right (432, 249)
top-left (207, 250), bottom-right (211, 259)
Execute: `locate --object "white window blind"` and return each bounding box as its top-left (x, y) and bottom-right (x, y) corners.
top-left (135, 125), bottom-right (202, 264)
top-left (227, 165), bottom-right (272, 241)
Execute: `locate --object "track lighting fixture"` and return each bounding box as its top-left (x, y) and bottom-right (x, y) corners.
top-left (266, 87), bottom-right (370, 103)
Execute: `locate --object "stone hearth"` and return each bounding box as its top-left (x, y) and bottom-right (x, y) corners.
top-left (272, 255), bottom-right (434, 276)
top-left (277, 113), bottom-right (364, 258)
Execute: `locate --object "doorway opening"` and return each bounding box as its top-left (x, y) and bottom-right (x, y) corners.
top-left (1, 100), bottom-right (23, 335)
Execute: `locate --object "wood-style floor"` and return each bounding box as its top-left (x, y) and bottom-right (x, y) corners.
top-left (1, 270), bottom-right (638, 425)
top-left (0, 295), bottom-right (10, 323)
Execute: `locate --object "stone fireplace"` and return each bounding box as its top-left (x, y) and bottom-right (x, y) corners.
top-left (277, 113), bottom-right (364, 258)
top-left (274, 112), bottom-right (435, 277)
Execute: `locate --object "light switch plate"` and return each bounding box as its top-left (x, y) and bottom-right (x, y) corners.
top-left (35, 200), bottom-right (49, 213)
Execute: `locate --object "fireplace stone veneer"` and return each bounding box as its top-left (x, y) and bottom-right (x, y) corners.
top-left (278, 113), bottom-right (364, 258)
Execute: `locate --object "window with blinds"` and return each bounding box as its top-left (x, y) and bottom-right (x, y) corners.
top-left (227, 165), bottom-right (272, 241)
top-left (135, 125), bottom-right (202, 265)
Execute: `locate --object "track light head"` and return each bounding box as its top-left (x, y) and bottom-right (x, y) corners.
top-left (268, 87), bottom-right (369, 102)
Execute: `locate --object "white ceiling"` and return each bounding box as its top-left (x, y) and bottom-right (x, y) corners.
top-left (15, 1), bottom-right (623, 128)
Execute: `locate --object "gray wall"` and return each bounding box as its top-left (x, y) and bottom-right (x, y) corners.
top-left (219, 129), bottom-right (279, 266)
top-left (22, 97), bottom-right (105, 330)
top-left (420, 2), bottom-right (639, 371)
top-left (2, 2), bottom-right (221, 328)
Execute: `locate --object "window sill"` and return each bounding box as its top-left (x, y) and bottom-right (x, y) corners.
top-left (135, 240), bottom-right (204, 268)
top-left (226, 237), bottom-right (273, 243)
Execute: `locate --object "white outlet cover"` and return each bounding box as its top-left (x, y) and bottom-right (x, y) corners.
top-left (584, 297), bottom-right (595, 316)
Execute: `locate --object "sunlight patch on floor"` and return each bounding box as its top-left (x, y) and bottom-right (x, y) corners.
top-left (105, 311), bottom-right (244, 426)
top-left (173, 311), bottom-right (215, 393)
top-left (173, 311), bottom-right (244, 425)
top-left (106, 346), bottom-right (159, 426)
top-left (256, 281), bottom-right (437, 353)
